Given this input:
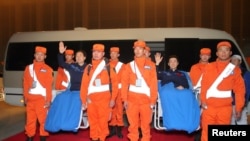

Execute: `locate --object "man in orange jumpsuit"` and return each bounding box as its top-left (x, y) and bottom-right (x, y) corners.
top-left (23, 46), bottom-right (54, 141)
top-left (190, 48), bottom-right (211, 101)
top-left (55, 49), bottom-right (74, 91)
top-left (80, 44), bottom-right (118, 141)
top-left (137, 45), bottom-right (153, 138)
top-left (121, 40), bottom-right (158, 141)
top-left (107, 47), bottom-right (125, 138)
top-left (189, 47), bottom-right (211, 141)
top-left (200, 41), bottom-right (245, 141)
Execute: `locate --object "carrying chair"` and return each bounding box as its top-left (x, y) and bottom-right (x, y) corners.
top-left (153, 71), bottom-right (201, 133)
top-left (78, 109), bottom-right (89, 129)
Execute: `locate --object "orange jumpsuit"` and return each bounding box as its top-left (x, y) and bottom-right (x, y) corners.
top-left (23, 60), bottom-right (53, 137)
top-left (55, 67), bottom-right (69, 90)
top-left (55, 59), bottom-right (74, 90)
top-left (109, 60), bottom-right (125, 126)
top-left (121, 57), bottom-right (158, 141)
top-left (190, 62), bottom-right (207, 87)
top-left (200, 60), bottom-right (245, 141)
top-left (80, 59), bottom-right (118, 141)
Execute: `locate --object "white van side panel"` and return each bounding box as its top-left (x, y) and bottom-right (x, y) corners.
top-left (9, 28), bottom-right (236, 42)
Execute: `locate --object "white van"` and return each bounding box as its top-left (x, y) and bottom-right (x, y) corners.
top-left (3, 27), bottom-right (249, 106)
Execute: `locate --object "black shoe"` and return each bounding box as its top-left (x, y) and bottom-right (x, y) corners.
top-left (40, 136), bottom-right (46, 141)
top-left (107, 126), bottom-right (116, 138)
top-left (138, 127), bottom-right (143, 138)
top-left (116, 126), bottom-right (123, 138)
top-left (26, 137), bottom-right (34, 141)
top-left (194, 129), bottom-right (201, 141)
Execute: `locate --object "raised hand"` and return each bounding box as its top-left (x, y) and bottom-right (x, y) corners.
top-left (59, 41), bottom-right (66, 54)
top-left (154, 52), bottom-right (163, 65)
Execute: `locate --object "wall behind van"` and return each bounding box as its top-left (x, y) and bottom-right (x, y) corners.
top-left (0, 0), bottom-right (250, 62)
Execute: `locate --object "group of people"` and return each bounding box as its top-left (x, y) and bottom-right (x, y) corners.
top-left (22, 40), bottom-right (249, 141)
top-left (189, 42), bottom-right (249, 141)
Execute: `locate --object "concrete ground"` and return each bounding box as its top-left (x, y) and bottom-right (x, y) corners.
top-left (0, 77), bottom-right (26, 140)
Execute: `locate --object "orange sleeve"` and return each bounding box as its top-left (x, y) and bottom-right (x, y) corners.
top-left (44, 66), bottom-right (54, 102)
top-left (233, 67), bottom-right (246, 112)
top-left (55, 67), bottom-right (67, 90)
top-left (200, 64), bottom-right (212, 104)
top-left (117, 64), bottom-right (125, 82)
top-left (121, 64), bottom-right (130, 102)
top-left (148, 62), bottom-right (158, 105)
top-left (23, 65), bottom-right (32, 100)
top-left (189, 64), bottom-right (201, 86)
top-left (80, 66), bottom-right (90, 105)
top-left (110, 67), bottom-right (118, 101)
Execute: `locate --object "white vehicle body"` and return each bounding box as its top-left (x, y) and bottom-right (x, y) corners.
top-left (3, 27), bottom-right (249, 107)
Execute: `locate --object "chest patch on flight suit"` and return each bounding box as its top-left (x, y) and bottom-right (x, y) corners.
top-left (40, 69), bottom-right (47, 72)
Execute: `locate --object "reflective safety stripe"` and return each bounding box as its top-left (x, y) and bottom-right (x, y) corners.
top-left (129, 85), bottom-right (150, 96)
top-left (193, 74), bottom-right (203, 93)
top-left (61, 69), bottom-right (70, 87)
top-left (118, 83), bottom-right (122, 89)
top-left (206, 63), bottom-right (235, 99)
top-left (207, 89), bottom-right (231, 99)
top-left (116, 62), bottom-right (123, 89)
top-left (115, 62), bottom-right (123, 73)
top-left (28, 64), bottom-right (46, 97)
top-left (61, 81), bottom-right (69, 88)
top-left (88, 84), bottom-right (110, 94)
top-left (88, 60), bottom-right (110, 94)
top-left (129, 61), bottom-right (150, 97)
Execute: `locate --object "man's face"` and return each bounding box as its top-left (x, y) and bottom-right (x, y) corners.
top-left (168, 57), bottom-right (179, 70)
top-left (216, 46), bottom-right (232, 61)
top-left (134, 46), bottom-right (144, 58)
top-left (110, 51), bottom-right (119, 60)
top-left (65, 54), bottom-right (74, 62)
top-left (200, 54), bottom-right (211, 62)
top-left (145, 50), bottom-right (151, 58)
top-left (34, 52), bottom-right (46, 62)
top-left (75, 52), bottom-right (86, 64)
top-left (92, 50), bottom-right (105, 60)
top-left (231, 58), bottom-right (241, 66)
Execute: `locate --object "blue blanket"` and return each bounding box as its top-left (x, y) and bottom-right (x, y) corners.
top-left (158, 82), bottom-right (200, 133)
top-left (45, 90), bottom-right (82, 132)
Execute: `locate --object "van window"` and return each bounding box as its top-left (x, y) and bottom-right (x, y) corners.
top-left (156, 39), bottom-right (246, 72)
top-left (6, 39), bottom-right (245, 72)
top-left (6, 40), bottom-right (135, 71)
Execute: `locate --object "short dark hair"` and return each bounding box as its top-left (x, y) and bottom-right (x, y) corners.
top-left (76, 50), bottom-right (87, 58)
top-left (168, 55), bottom-right (179, 62)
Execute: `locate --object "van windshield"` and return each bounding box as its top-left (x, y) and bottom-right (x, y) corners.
top-left (5, 39), bottom-right (245, 72)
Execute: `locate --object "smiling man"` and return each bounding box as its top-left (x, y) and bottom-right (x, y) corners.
top-left (200, 41), bottom-right (245, 141)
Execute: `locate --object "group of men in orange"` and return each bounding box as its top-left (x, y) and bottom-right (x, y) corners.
top-left (23, 40), bottom-right (246, 141)
top-left (190, 41), bottom-right (246, 141)
top-left (23, 40), bottom-right (158, 141)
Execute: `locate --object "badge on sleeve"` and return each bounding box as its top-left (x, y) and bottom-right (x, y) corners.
top-left (136, 79), bottom-right (142, 87)
top-left (95, 79), bottom-right (101, 87)
top-left (32, 81), bottom-right (37, 88)
top-left (40, 69), bottom-right (47, 72)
